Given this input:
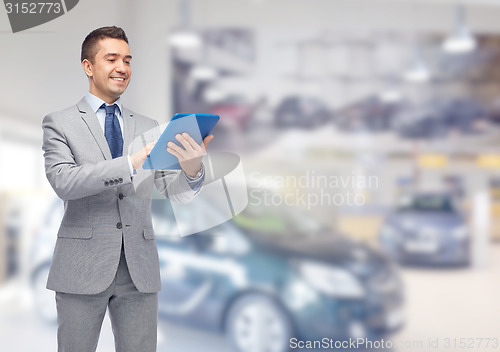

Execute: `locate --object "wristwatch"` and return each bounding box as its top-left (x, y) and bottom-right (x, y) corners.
top-left (186, 162), bottom-right (204, 181)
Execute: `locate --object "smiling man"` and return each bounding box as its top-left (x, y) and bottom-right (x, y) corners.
top-left (42, 26), bottom-right (212, 352)
top-left (82, 36), bottom-right (132, 103)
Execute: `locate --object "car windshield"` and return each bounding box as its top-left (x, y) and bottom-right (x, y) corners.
top-left (233, 196), bottom-right (327, 238)
top-left (151, 190), bottom-right (329, 239)
top-left (396, 194), bottom-right (457, 213)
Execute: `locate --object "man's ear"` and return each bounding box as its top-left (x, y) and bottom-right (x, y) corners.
top-left (82, 59), bottom-right (93, 78)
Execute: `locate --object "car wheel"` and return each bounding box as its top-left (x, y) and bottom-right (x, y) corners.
top-left (225, 293), bottom-right (293, 352)
top-left (31, 263), bottom-right (57, 324)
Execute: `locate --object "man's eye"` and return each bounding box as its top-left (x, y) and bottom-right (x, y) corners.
top-left (125, 61), bottom-right (130, 65)
top-left (108, 59), bottom-right (115, 62)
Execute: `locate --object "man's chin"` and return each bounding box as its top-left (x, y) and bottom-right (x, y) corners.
top-left (110, 87), bottom-right (128, 97)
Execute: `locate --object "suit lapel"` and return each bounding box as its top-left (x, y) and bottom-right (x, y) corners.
top-left (121, 107), bottom-right (136, 157)
top-left (77, 98), bottom-right (112, 160)
top-left (77, 98), bottom-right (136, 160)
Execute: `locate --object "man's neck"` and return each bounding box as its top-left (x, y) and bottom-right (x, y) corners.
top-left (89, 90), bottom-right (119, 105)
top-left (85, 92), bottom-right (123, 116)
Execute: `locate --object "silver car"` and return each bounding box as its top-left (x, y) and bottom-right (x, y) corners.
top-left (379, 192), bottom-right (470, 266)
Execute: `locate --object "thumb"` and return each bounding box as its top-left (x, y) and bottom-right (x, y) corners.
top-left (203, 135), bottom-right (214, 149)
top-left (145, 142), bottom-right (156, 154)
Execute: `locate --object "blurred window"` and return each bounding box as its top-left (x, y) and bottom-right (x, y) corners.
top-left (397, 194), bottom-right (457, 213)
top-left (234, 192), bottom-right (326, 238)
top-left (0, 140), bottom-right (44, 190)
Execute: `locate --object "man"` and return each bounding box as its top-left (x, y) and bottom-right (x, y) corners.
top-left (42, 26), bottom-right (213, 352)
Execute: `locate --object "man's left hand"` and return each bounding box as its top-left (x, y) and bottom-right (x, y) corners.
top-left (167, 133), bottom-right (214, 178)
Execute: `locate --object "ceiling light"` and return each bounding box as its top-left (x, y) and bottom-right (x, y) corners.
top-left (442, 4), bottom-right (476, 54)
top-left (442, 27), bottom-right (476, 53)
top-left (379, 89), bottom-right (403, 103)
top-left (169, 31), bottom-right (202, 49)
top-left (204, 88), bottom-right (226, 102)
top-left (191, 65), bottom-right (218, 81)
top-left (169, 0), bottom-right (201, 49)
top-left (404, 60), bottom-right (431, 83)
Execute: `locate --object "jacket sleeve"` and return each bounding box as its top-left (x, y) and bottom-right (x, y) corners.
top-left (42, 113), bottom-right (132, 201)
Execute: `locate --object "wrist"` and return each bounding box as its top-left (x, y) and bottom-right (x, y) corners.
top-left (131, 154), bottom-right (142, 170)
top-left (186, 170), bottom-right (200, 179)
top-left (185, 164), bottom-right (203, 180)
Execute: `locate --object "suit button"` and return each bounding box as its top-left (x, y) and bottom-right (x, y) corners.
top-left (114, 179), bottom-right (119, 184)
top-left (119, 193), bottom-right (124, 200)
top-left (118, 178), bottom-right (123, 183)
top-left (116, 222), bottom-right (122, 229)
top-left (109, 180), bottom-right (114, 185)
top-left (104, 181), bottom-right (109, 186)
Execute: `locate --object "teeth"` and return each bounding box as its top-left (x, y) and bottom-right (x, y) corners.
top-left (112, 78), bottom-right (125, 81)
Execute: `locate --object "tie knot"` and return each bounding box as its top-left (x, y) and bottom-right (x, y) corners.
top-left (103, 104), bottom-right (116, 115)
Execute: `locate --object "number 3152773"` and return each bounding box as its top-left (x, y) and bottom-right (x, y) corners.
top-left (5, 3), bottom-right (62, 14)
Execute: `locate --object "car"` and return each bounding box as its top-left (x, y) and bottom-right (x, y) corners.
top-left (391, 98), bottom-right (489, 139)
top-left (31, 190), bottom-right (404, 352)
top-left (209, 95), bottom-right (257, 131)
top-left (29, 198), bottom-right (65, 323)
top-left (334, 96), bottom-right (405, 133)
top-left (379, 192), bottom-right (471, 266)
top-left (274, 96), bottom-right (331, 129)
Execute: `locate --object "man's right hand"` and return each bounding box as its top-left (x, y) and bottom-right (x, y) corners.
top-left (130, 142), bottom-right (156, 170)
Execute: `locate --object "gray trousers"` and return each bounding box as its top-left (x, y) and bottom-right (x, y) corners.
top-left (55, 243), bottom-right (158, 352)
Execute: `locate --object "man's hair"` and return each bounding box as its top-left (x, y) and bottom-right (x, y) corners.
top-left (81, 26), bottom-right (129, 63)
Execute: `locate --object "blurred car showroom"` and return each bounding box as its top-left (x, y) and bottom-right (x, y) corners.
top-left (2, 0), bottom-right (500, 352)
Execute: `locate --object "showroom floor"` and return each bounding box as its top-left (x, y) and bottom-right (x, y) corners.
top-left (0, 245), bottom-right (499, 352)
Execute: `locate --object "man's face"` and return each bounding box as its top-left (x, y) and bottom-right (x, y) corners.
top-left (82, 38), bottom-right (132, 104)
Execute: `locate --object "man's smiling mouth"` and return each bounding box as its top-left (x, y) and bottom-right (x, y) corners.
top-left (111, 77), bottom-right (126, 81)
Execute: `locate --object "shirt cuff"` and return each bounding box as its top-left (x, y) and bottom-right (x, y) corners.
top-left (184, 163), bottom-right (205, 191)
top-left (127, 156), bottom-right (137, 178)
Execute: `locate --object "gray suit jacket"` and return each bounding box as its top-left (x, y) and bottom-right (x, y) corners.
top-left (42, 97), bottom-right (201, 294)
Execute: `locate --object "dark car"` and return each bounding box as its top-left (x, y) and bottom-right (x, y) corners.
top-left (334, 96), bottom-right (405, 133)
top-left (392, 98), bottom-right (488, 139)
top-left (379, 192), bottom-right (471, 266)
top-left (209, 95), bottom-right (256, 131)
top-left (274, 96), bottom-right (331, 129)
top-left (31, 191), bottom-right (404, 352)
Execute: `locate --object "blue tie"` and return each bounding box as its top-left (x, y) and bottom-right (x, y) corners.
top-left (103, 104), bottom-right (123, 159)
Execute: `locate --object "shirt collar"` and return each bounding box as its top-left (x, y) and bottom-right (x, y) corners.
top-left (85, 92), bottom-right (123, 116)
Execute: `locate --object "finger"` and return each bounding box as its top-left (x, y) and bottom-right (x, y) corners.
top-left (167, 142), bottom-right (188, 160)
top-left (175, 134), bottom-right (194, 151)
top-left (181, 132), bottom-right (202, 151)
top-left (145, 142), bottom-right (156, 154)
top-left (166, 144), bottom-right (183, 160)
top-left (203, 135), bottom-right (214, 149)
top-left (167, 141), bottom-right (185, 154)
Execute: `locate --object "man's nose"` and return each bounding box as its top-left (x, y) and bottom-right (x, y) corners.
top-left (115, 60), bottom-right (126, 73)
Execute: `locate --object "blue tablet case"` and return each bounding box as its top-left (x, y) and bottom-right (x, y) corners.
top-left (142, 113), bottom-right (219, 170)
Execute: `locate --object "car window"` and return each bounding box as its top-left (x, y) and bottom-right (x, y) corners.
top-left (198, 223), bottom-right (250, 255)
top-left (151, 197), bottom-right (230, 241)
top-left (151, 199), bottom-right (179, 240)
top-left (234, 197), bottom-right (325, 238)
top-left (397, 194), bottom-right (457, 213)
top-left (46, 199), bottom-right (64, 229)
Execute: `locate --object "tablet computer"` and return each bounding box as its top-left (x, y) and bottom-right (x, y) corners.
top-left (142, 113), bottom-right (219, 170)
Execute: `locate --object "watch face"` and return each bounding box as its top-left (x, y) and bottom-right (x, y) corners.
top-left (196, 163), bottom-right (204, 177)
top-left (188, 164), bottom-right (203, 180)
